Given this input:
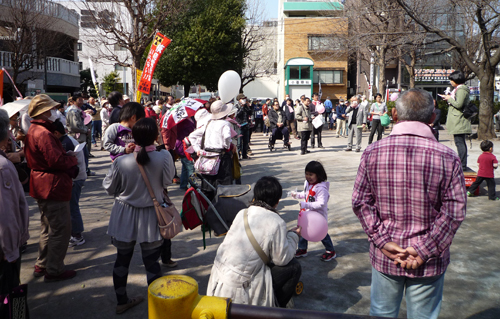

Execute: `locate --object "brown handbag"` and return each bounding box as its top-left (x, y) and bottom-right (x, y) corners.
top-left (135, 154), bottom-right (182, 239)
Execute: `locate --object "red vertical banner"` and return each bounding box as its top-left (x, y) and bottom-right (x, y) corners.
top-left (137, 32), bottom-right (171, 95)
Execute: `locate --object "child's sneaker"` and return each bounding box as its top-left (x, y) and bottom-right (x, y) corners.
top-left (69, 236), bottom-right (85, 247)
top-left (467, 191), bottom-right (475, 197)
top-left (295, 249), bottom-right (308, 258)
top-left (321, 250), bottom-right (337, 261)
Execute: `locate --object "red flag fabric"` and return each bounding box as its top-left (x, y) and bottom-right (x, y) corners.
top-left (138, 32), bottom-right (171, 95)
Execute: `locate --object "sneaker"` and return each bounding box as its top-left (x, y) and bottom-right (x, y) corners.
top-left (467, 191), bottom-right (474, 197)
top-left (355, 149), bottom-right (361, 152)
top-left (162, 259), bottom-right (178, 268)
top-left (336, 135), bottom-right (340, 138)
top-left (69, 236), bottom-right (86, 247)
top-left (344, 148), bottom-right (352, 152)
top-left (44, 270), bottom-right (77, 282)
top-left (295, 249), bottom-right (308, 258)
top-left (116, 296), bottom-right (144, 314)
top-left (34, 265), bottom-right (46, 277)
top-left (321, 251), bottom-right (337, 262)
top-left (173, 177), bottom-right (181, 184)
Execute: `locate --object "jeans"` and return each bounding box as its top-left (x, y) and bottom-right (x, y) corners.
top-left (271, 126), bottom-right (290, 145)
top-left (468, 176), bottom-right (497, 199)
top-left (298, 234), bottom-right (334, 252)
top-left (368, 119), bottom-right (383, 144)
top-left (263, 124), bottom-right (269, 134)
top-left (328, 113), bottom-right (335, 129)
top-left (453, 134), bottom-right (467, 170)
top-left (180, 156), bottom-right (194, 189)
top-left (70, 180), bottom-right (85, 236)
top-left (270, 258), bottom-right (302, 308)
top-left (91, 120), bottom-right (102, 144)
top-left (310, 126), bottom-right (323, 147)
top-left (299, 130), bottom-right (311, 154)
top-left (370, 267), bottom-right (445, 319)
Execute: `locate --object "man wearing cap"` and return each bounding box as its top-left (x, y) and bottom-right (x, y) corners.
top-left (24, 94), bottom-right (79, 282)
top-left (336, 99), bottom-right (348, 138)
top-left (235, 93), bottom-right (252, 159)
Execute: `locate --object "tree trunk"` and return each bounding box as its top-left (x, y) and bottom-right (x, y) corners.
top-left (378, 50), bottom-right (386, 97)
top-left (183, 82), bottom-right (191, 98)
top-left (477, 71), bottom-right (496, 140)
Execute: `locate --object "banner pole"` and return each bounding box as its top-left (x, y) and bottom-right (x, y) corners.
top-left (2, 68), bottom-right (23, 98)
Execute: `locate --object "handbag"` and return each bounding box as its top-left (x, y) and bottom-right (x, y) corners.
top-left (0, 284), bottom-right (29, 319)
top-left (135, 154), bottom-right (182, 239)
top-left (194, 121), bottom-right (222, 175)
top-left (380, 113), bottom-right (391, 127)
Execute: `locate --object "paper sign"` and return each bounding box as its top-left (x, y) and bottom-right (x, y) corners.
top-left (74, 142), bottom-right (86, 153)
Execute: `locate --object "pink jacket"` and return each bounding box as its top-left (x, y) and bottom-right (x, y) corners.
top-left (296, 181), bottom-right (330, 220)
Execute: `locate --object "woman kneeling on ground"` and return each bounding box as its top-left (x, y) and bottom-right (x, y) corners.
top-left (207, 176), bottom-right (302, 307)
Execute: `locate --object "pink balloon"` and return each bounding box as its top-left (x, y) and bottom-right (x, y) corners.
top-left (297, 210), bottom-right (328, 242)
top-left (390, 93), bottom-right (399, 101)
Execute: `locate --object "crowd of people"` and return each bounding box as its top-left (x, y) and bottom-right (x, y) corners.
top-left (0, 70), bottom-right (498, 317)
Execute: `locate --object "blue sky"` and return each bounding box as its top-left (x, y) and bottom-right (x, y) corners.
top-left (263, 0), bottom-right (279, 19)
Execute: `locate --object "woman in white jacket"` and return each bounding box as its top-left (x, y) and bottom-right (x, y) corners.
top-left (207, 176), bottom-right (302, 307)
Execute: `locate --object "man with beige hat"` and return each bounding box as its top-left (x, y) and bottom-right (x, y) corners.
top-left (24, 94), bottom-right (79, 282)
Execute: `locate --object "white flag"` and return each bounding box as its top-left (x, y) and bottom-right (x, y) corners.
top-left (318, 81), bottom-right (322, 100)
top-left (88, 58), bottom-right (97, 86)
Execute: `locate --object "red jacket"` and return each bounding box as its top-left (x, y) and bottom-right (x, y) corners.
top-left (145, 107), bottom-right (159, 122)
top-left (24, 120), bottom-right (78, 201)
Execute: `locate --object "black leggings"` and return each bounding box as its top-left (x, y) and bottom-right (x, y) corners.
top-left (270, 258), bottom-right (302, 307)
top-left (368, 119), bottom-right (383, 144)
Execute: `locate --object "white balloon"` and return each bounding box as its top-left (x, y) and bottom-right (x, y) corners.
top-left (218, 70), bottom-right (241, 103)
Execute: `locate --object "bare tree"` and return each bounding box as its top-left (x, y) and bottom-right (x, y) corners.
top-left (81, 0), bottom-right (186, 100)
top-left (344, 0), bottom-right (404, 95)
top-left (240, 0), bottom-right (275, 90)
top-left (0, 0), bottom-right (64, 96)
top-left (395, 0), bottom-right (500, 139)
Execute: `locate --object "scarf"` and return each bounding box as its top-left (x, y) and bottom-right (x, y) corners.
top-left (251, 200), bottom-right (278, 214)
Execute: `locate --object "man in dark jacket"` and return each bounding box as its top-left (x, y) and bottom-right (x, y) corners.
top-left (283, 98), bottom-right (296, 139)
top-left (235, 93), bottom-right (253, 159)
top-left (336, 99), bottom-right (347, 138)
top-left (269, 101), bottom-right (290, 149)
top-left (108, 91), bottom-right (125, 125)
top-left (25, 95), bottom-right (79, 282)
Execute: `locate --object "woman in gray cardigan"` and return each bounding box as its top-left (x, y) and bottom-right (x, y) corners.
top-left (103, 118), bottom-right (175, 314)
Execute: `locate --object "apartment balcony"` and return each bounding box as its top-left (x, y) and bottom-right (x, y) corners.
top-left (0, 51), bottom-right (80, 88)
top-left (0, 0), bottom-right (79, 39)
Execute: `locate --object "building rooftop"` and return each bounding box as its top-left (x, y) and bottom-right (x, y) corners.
top-left (284, 1), bottom-right (344, 12)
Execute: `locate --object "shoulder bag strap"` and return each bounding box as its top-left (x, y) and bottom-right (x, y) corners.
top-left (200, 120), bottom-right (211, 150)
top-left (134, 153), bottom-right (159, 205)
top-left (243, 209), bottom-right (270, 266)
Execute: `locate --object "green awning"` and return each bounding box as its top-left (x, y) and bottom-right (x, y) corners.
top-left (283, 2), bottom-right (344, 12)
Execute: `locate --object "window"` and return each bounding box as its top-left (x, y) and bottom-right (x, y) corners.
top-left (313, 70), bottom-right (343, 84)
top-left (77, 43), bottom-right (82, 51)
top-left (115, 64), bottom-right (125, 71)
top-left (300, 66), bottom-right (310, 79)
top-left (79, 62), bottom-right (82, 71)
top-left (289, 66), bottom-right (300, 79)
top-left (308, 36), bottom-right (341, 51)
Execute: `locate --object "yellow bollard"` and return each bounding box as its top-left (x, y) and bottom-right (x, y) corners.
top-left (148, 275), bottom-right (230, 319)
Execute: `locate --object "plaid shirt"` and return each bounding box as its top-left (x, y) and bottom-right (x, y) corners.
top-left (352, 121), bottom-right (466, 277)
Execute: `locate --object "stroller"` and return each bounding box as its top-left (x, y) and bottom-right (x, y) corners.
top-left (180, 172), bottom-right (254, 239)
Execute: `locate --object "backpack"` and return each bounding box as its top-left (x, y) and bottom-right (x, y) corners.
top-left (463, 102), bottom-right (478, 119)
top-left (180, 187), bottom-right (209, 230)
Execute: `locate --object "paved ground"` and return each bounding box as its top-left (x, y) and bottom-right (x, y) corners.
top-left (19, 124), bottom-right (500, 318)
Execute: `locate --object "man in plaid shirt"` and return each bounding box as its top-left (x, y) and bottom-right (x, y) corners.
top-left (352, 89), bottom-right (466, 319)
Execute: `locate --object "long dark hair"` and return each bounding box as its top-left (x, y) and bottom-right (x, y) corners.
top-left (132, 118), bottom-right (158, 166)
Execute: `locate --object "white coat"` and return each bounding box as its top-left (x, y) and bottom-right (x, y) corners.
top-left (206, 205), bottom-right (299, 307)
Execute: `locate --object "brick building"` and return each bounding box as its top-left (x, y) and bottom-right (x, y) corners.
top-left (277, 1), bottom-right (347, 103)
